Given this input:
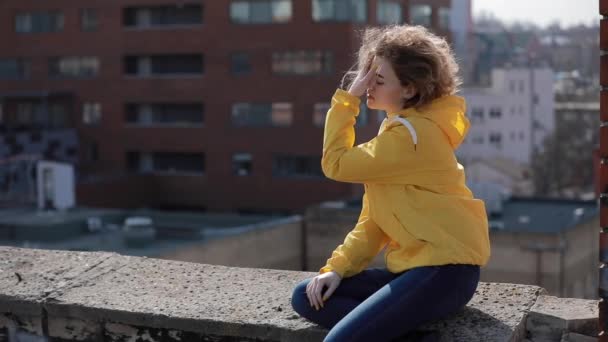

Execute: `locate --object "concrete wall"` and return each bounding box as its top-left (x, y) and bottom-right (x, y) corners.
top-left (0, 247), bottom-right (599, 342)
top-left (159, 219), bottom-right (304, 271)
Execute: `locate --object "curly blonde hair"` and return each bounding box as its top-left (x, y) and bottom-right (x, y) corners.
top-left (341, 24), bottom-right (461, 109)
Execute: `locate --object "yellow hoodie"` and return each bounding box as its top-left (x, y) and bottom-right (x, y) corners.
top-left (319, 89), bottom-right (491, 278)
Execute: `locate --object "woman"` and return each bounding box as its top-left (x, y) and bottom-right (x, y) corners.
top-left (290, 24), bottom-right (491, 342)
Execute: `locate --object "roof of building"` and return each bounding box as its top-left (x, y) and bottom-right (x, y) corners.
top-left (0, 206), bottom-right (296, 257)
top-left (489, 197), bottom-right (598, 234)
top-left (554, 102), bottom-right (600, 111)
top-left (346, 195), bottom-right (598, 235)
top-left (467, 157), bottom-right (530, 181)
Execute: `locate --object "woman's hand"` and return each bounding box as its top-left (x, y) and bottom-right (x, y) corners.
top-left (347, 61), bottom-right (377, 98)
top-left (306, 271), bottom-right (342, 311)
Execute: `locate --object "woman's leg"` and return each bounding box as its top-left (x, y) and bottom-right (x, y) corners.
top-left (322, 264), bottom-right (480, 342)
top-left (291, 268), bottom-right (399, 329)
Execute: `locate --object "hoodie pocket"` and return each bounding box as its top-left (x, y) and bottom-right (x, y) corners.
top-left (392, 213), bottom-right (429, 245)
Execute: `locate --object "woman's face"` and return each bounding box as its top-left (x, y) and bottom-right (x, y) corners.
top-left (365, 56), bottom-right (415, 114)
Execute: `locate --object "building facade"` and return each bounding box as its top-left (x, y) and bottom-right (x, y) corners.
top-left (457, 68), bottom-right (555, 166)
top-left (0, 0), bottom-right (452, 213)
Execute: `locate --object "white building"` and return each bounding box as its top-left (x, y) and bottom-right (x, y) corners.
top-left (466, 157), bottom-right (534, 196)
top-left (457, 68), bottom-right (555, 166)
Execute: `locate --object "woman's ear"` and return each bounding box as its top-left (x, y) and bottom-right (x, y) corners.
top-left (401, 84), bottom-right (416, 100)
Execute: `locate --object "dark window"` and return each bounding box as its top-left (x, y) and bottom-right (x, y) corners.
top-left (124, 55), bottom-right (204, 76)
top-left (15, 11), bottom-right (64, 33)
top-left (377, 0), bottom-right (402, 24)
top-left (231, 52), bottom-right (252, 75)
top-left (81, 9), bottom-right (98, 31)
top-left (230, 0), bottom-right (292, 24)
top-left (489, 107), bottom-right (502, 119)
top-left (123, 4), bottom-right (203, 27)
top-left (14, 102), bottom-right (68, 128)
top-left (410, 5), bottom-right (431, 26)
top-left (0, 59), bottom-right (29, 79)
top-left (232, 103), bottom-right (292, 127)
top-left (273, 155), bottom-right (323, 178)
top-left (127, 152), bottom-right (205, 174)
top-left (272, 50), bottom-right (333, 75)
top-left (233, 153), bottom-right (253, 176)
top-left (489, 133), bottom-right (502, 145)
top-left (125, 103), bottom-right (204, 125)
top-left (312, 0), bottom-right (367, 23)
top-left (470, 108), bottom-right (484, 123)
top-left (88, 142), bottom-right (99, 162)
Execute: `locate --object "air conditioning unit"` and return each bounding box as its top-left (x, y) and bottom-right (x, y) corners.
top-left (36, 160), bottom-right (75, 210)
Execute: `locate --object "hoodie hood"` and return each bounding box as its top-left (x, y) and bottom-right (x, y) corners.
top-left (388, 95), bottom-right (469, 150)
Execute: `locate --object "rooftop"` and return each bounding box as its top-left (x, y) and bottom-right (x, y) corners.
top-left (0, 207), bottom-right (295, 257)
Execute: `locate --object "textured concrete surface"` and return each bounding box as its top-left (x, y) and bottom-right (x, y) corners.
top-left (526, 295), bottom-right (598, 341)
top-left (0, 246), bottom-right (561, 341)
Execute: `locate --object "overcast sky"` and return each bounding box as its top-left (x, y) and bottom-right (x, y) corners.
top-left (472, 0), bottom-right (600, 27)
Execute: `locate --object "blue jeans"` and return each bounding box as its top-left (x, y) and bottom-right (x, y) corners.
top-left (290, 264), bottom-right (480, 342)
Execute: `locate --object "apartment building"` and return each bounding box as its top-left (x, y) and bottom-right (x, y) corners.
top-left (0, 0), bottom-right (452, 213)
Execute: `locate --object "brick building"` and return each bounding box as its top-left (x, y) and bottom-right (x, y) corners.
top-left (0, 0), bottom-right (451, 213)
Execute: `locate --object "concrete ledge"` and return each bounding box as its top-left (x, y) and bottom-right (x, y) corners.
top-left (0, 247), bottom-right (596, 341)
top-left (526, 295), bottom-right (599, 341)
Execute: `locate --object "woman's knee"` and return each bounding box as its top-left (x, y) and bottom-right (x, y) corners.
top-left (291, 279), bottom-right (312, 314)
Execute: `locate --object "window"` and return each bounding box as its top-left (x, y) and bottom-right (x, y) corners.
top-left (272, 50), bottom-right (333, 75)
top-left (438, 7), bottom-right (450, 29)
top-left (124, 54), bottom-right (204, 76)
top-left (49, 57), bottom-right (99, 78)
top-left (49, 104), bottom-right (68, 128)
top-left (489, 107), bottom-right (502, 119)
top-left (312, 0), bottom-right (367, 23)
top-left (471, 108), bottom-right (484, 123)
top-left (230, 0), bottom-right (292, 24)
top-left (273, 155), bottom-right (323, 178)
top-left (519, 131), bottom-right (524, 141)
top-left (519, 80), bottom-right (525, 93)
top-left (313, 102), bottom-right (330, 126)
top-left (125, 103), bottom-right (204, 126)
top-left (15, 11), bottom-right (64, 33)
top-left (472, 135), bottom-right (484, 144)
top-left (231, 52), bottom-right (252, 75)
top-left (127, 151), bottom-right (205, 174)
top-left (15, 102), bottom-right (68, 128)
top-left (81, 9), bottom-right (98, 31)
top-left (509, 80), bottom-right (516, 93)
top-left (232, 102), bottom-right (293, 127)
top-left (83, 102), bottom-right (102, 125)
top-left (0, 59), bottom-right (29, 80)
top-left (489, 132), bottom-right (502, 147)
top-left (233, 153), bottom-right (253, 176)
top-left (410, 5), bottom-right (431, 26)
top-left (377, 0), bottom-right (402, 24)
top-left (124, 4), bottom-right (203, 27)
top-left (87, 142), bottom-right (99, 162)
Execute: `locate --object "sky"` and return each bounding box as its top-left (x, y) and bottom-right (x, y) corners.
top-left (472, 0), bottom-right (600, 28)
